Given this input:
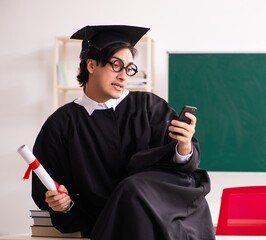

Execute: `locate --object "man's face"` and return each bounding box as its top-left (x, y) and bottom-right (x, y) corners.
top-left (86, 48), bottom-right (134, 103)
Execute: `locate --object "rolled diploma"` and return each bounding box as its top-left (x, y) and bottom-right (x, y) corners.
top-left (17, 144), bottom-right (57, 191)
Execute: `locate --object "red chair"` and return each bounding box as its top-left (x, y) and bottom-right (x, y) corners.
top-left (216, 186), bottom-right (266, 236)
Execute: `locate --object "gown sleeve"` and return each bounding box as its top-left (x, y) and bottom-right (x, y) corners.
top-left (31, 114), bottom-right (94, 235)
top-left (127, 93), bottom-right (200, 174)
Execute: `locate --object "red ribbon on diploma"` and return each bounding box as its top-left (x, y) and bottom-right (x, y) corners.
top-left (22, 157), bottom-right (68, 194)
top-left (23, 159), bottom-right (40, 180)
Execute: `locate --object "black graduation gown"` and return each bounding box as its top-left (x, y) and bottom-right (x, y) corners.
top-left (32, 91), bottom-right (215, 240)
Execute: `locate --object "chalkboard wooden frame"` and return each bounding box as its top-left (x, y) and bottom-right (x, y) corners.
top-left (168, 53), bottom-right (266, 172)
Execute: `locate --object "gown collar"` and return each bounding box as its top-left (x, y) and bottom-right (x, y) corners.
top-left (74, 89), bottom-right (129, 115)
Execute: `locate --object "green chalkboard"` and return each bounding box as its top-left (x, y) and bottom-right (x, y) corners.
top-left (168, 53), bottom-right (266, 172)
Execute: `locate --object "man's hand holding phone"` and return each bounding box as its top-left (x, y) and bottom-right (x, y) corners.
top-left (168, 106), bottom-right (197, 155)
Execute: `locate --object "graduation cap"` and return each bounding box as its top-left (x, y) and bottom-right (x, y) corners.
top-left (70, 25), bottom-right (150, 59)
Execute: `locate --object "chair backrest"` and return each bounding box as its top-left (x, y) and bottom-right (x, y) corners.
top-left (216, 186), bottom-right (266, 236)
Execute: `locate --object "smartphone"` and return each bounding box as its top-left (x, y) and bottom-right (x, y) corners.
top-left (177, 105), bottom-right (197, 124)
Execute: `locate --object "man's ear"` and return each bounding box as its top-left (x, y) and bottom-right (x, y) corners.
top-left (87, 59), bottom-right (96, 73)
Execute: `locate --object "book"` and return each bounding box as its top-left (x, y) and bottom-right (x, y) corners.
top-left (30, 209), bottom-right (50, 217)
top-left (30, 210), bottom-right (52, 226)
top-left (31, 225), bottom-right (82, 238)
top-left (32, 216), bottom-right (53, 226)
top-left (30, 209), bottom-right (83, 238)
top-left (57, 62), bottom-right (68, 85)
top-left (133, 70), bottom-right (146, 79)
top-left (128, 78), bottom-right (147, 86)
top-left (128, 70), bottom-right (147, 86)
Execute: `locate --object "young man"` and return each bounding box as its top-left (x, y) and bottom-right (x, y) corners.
top-left (32, 25), bottom-right (215, 240)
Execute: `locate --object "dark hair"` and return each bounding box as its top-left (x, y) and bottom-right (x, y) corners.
top-left (77, 42), bottom-right (137, 87)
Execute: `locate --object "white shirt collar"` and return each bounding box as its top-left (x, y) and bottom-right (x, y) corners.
top-left (74, 89), bottom-right (129, 115)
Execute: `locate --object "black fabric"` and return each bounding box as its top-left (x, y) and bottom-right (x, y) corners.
top-left (70, 25), bottom-right (150, 49)
top-left (32, 91), bottom-right (215, 239)
top-left (128, 140), bottom-right (200, 175)
top-left (91, 169), bottom-right (215, 240)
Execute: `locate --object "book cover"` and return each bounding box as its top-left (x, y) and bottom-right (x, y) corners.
top-left (31, 225), bottom-right (82, 238)
top-left (57, 62), bottom-right (68, 85)
top-left (128, 78), bottom-right (147, 86)
top-left (32, 216), bottom-right (53, 226)
top-left (30, 209), bottom-right (50, 217)
top-left (133, 70), bottom-right (146, 79)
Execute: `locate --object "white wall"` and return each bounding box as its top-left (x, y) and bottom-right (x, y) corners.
top-left (1, 0), bottom-right (266, 235)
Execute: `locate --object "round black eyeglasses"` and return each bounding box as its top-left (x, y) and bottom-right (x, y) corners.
top-left (108, 57), bottom-right (138, 76)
